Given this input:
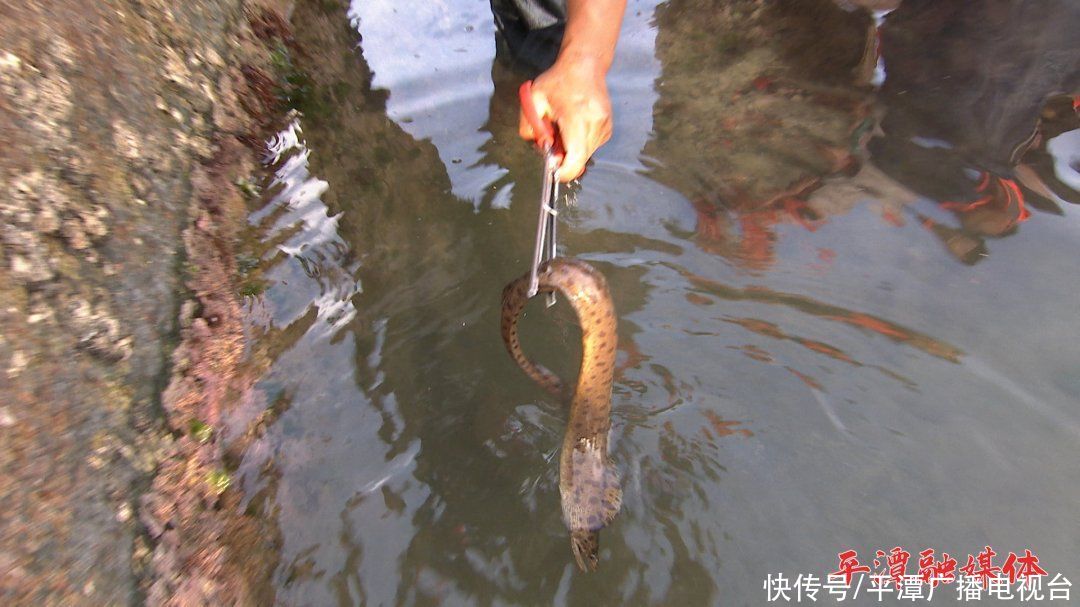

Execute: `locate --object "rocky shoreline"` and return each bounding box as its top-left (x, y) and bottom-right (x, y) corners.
top-left (0, 0), bottom-right (298, 603)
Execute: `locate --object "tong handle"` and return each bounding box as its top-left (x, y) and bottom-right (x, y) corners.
top-left (543, 170), bottom-right (559, 308)
top-left (522, 80), bottom-right (560, 307)
top-left (527, 159), bottom-right (557, 301)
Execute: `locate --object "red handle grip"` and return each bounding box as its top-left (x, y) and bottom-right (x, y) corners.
top-left (519, 80), bottom-right (556, 151)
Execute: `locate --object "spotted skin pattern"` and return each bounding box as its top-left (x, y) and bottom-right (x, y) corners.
top-left (501, 258), bottom-right (622, 572)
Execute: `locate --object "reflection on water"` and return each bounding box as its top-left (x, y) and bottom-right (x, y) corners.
top-left (230, 0), bottom-right (1079, 604)
top-left (348, 0), bottom-right (499, 207)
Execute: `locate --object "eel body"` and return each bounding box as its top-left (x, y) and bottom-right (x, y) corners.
top-left (500, 257), bottom-right (622, 571)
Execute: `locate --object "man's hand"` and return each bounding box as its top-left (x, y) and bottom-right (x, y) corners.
top-left (520, 60), bottom-right (613, 182)
top-left (518, 0), bottom-right (626, 183)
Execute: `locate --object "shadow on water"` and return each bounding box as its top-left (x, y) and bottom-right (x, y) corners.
top-left (230, 0), bottom-right (1079, 604)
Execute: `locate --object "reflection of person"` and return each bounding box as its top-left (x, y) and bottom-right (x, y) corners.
top-left (869, 0), bottom-right (1079, 259)
top-left (491, 0), bottom-right (627, 182)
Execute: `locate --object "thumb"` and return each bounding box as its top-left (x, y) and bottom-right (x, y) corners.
top-left (519, 91), bottom-right (554, 142)
top-left (519, 113), bottom-right (535, 140)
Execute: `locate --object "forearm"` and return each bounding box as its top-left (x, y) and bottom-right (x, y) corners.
top-left (556, 0), bottom-right (626, 76)
top-left (519, 0), bottom-right (626, 181)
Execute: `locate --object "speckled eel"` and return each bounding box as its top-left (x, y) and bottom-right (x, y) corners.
top-left (500, 257), bottom-right (622, 572)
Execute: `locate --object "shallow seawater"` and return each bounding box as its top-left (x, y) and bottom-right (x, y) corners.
top-left (231, 0), bottom-right (1080, 604)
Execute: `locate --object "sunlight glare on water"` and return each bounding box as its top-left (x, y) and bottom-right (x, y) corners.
top-left (349, 0), bottom-right (499, 207)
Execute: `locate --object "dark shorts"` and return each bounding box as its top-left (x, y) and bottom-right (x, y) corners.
top-left (490, 0), bottom-right (567, 73)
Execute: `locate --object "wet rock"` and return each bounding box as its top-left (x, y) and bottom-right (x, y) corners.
top-left (62, 295), bottom-right (131, 361)
top-left (0, 0), bottom-right (292, 603)
top-left (112, 119), bottom-right (144, 161)
top-left (5, 349), bottom-right (28, 378)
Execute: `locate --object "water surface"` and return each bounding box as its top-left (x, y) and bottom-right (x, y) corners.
top-left (231, 0), bottom-right (1080, 604)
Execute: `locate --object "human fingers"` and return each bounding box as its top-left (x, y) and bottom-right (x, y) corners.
top-left (556, 116), bottom-right (590, 182)
top-left (556, 112), bottom-right (612, 182)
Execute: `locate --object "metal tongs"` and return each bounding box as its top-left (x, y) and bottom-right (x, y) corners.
top-left (519, 80), bottom-right (560, 307)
